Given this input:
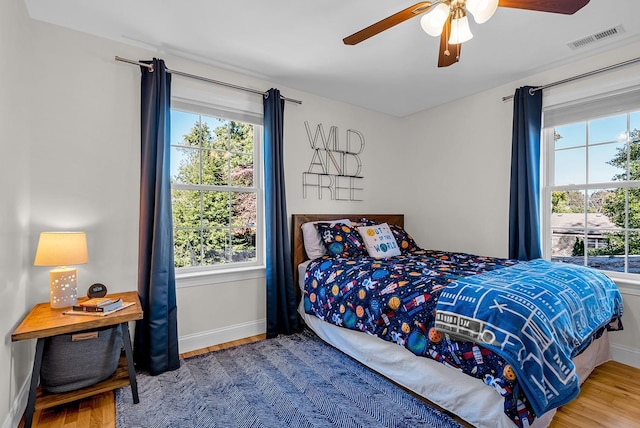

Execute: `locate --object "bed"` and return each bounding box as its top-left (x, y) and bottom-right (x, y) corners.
top-left (291, 214), bottom-right (624, 428)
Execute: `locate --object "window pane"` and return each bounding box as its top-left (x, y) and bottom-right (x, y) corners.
top-left (588, 142), bottom-right (626, 183)
top-left (172, 189), bottom-right (201, 228)
top-left (229, 122), bottom-right (254, 153)
top-left (551, 227), bottom-right (584, 259)
top-left (551, 190), bottom-right (585, 214)
top-left (584, 191), bottom-right (621, 270)
top-left (554, 147), bottom-right (586, 185)
top-left (231, 192), bottom-right (256, 226)
top-left (554, 123), bottom-right (585, 150)
top-left (629, 187), bottom-right (640, 228)
top-left (601, 187), bottom-right (626, 230)
top-left (230, 154), bottom-right (254, 187)
top-left (171, 147), bottom-right (201, 184)
top-left (629, 230), bottom-right (640, 273)
top-left (201, 150), bottom-right (229, 186)
top-left (171, 110), bottom-right (200, 146)
top-left (202, 116), bottom-right (227, 150)
top-left (587, 189), bottom-right (614, 218)
top-left (231, 227), bottom-right (256, 262)
top-left (174, 229), bottom-right (203, 268)
top-left (589, 114), bottom-right (627, 145)
top-left (202, 191), bottom-right (231, 227)
top-left (586, 229), bottom-right (624, 272)
top-left (631, 122), bottom-right (640, 181)
top-left (202, 228), bottom-right (230, 265)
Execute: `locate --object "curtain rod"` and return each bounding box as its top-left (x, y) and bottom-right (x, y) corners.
top-left (115, 56), bottom-right (302, 105)
top-left (501, 56), bottom-right (640, 102)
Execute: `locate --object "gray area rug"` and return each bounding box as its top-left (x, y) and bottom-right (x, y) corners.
top-left (116, 328), bottom-right (465, 427)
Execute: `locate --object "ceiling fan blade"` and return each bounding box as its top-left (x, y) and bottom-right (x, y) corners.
top-left (437, 17), bottom-right (460, 67)
top-left (499, 0), bottom-right (590, 14)
top-left (343, 2), bottom-right (432, 45)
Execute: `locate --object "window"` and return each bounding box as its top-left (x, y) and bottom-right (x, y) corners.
top-left (170, 106), bottom-right (262, 272)
top-left (543, 88), bottom-right (640, 274)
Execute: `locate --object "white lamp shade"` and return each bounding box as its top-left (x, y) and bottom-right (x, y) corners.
top-left (34, 232), bottom-right (88, 308)
top-left (466, 0), bottom-right (499, 24)
top-left (34, 232), bottom-right (88, 266)
top-left (420, 3), bottom-right (450, 37)
top-left (449, 16), bottom-right (474, 44)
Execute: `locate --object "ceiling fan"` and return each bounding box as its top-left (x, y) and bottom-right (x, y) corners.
top-left (343, 0), bottom-right (590, 67)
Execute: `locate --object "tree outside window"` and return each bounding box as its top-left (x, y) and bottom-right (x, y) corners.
top-left (171, 111), bottom-right (259, 269)
top-left (549, 119), bottom-right (640, 273)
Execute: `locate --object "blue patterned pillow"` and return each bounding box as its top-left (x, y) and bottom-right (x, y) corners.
top-left (315, 222), bottom-right (364, 258)
top-left (389, 224), bottom-right (421, 253)
top-left (358, 217), bottom-right (376, 226)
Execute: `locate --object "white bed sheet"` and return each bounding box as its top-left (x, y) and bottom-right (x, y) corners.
top-left (297, 260), bottom-right (612, 428)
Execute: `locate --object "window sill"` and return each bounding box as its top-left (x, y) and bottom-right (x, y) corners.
top-left (176, 265), bottom-right (266, 289)
top-left (603, 271), bottom-right (640, 297)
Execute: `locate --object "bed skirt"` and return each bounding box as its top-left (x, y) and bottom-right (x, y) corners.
top-left (298, 302), bottom-right (611, 428)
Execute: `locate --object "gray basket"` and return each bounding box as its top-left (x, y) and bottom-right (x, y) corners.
top-left (40, 325), bottom-right (123, 393)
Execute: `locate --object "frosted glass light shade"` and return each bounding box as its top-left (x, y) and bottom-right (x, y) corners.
top-left (420, 3), bottom-right (450, 36)
top-left (466, 0), bottom-right (499, 24)
top-left (449, 16), bottom-right (473, 44)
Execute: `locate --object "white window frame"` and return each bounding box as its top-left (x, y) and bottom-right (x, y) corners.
top-left (170, 98), bottom-right (265, 288)
top-left (541, 86), bottom-right (640, 293)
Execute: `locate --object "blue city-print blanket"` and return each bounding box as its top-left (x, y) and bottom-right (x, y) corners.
top-left (434, 258), bottom-right (624, 417)
top-left (303, 250), bottom-right (623, 427)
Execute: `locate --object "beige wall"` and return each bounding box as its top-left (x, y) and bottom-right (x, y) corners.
top-left (1, 1), bottom-right (33, 426)
top-left (3, 8), bottom-right (403, 427)
top-left (2, 3), bottom-right (639, 427)
top-left (400, 41), bottom-right (640, 368)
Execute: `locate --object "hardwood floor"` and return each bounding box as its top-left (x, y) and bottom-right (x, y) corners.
top-left (18, 334), bottom-right (266, 428)
top-left (20, 335), bottom-right (640, 428)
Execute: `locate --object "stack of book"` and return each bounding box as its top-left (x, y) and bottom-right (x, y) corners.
top-left (70, 298), bottom-right (124, 313)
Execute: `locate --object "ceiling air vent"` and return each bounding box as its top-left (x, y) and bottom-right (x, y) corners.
top-left (568, 25), bottom-right (625, 50)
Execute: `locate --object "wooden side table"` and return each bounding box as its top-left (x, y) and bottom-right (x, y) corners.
top-left (12, 291), bottom-right (143, 428)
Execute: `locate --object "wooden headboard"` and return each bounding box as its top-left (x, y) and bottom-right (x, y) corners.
top-left (291, 214), bottom-right (404, 295)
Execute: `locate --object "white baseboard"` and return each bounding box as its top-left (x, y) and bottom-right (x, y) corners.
top-left (611, 342), bottom-right (640, 369)
top-left (3, 376), bottom-right (29, 428)
top-left (178, 319), bottom-right (267, 354)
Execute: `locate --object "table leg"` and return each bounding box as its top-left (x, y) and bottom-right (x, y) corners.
top-left (120, 322), bottom-right (139, 404)
top-left (24, 338), bottom-right (45, 428)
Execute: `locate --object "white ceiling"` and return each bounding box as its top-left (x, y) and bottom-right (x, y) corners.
top-left (24, 0), bottom-right (640, 117)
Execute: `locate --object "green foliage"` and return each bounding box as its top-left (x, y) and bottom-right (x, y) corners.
top-left (593, 129), bottom-right (640, 256)
top-left (172, 118), bottom-right (257, 268)
top-left (571, 237), bottom-right (584, 257)
top-left (551, 190), bottom-right (586, 213)
top-left (551, 190), bottom-right (613, 214)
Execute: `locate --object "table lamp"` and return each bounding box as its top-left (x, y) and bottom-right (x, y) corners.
top-left (34, 232), bottom-right (88, 308)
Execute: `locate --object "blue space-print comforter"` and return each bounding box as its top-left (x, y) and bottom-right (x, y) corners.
top-left (434, 259), bottom-right (624, 416)
top-left (303, 250), bottom-right (624, 427)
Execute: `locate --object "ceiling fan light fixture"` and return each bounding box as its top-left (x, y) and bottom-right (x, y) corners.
top-left (466, 0), bottom-right (499, 24)
top-left (420, 3), bottom-right (450, 37)
top-left (449, 15), bottom-right (473, 44)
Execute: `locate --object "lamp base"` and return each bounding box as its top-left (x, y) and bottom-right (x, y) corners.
top-left (49, 267), bottom-right (78, 308)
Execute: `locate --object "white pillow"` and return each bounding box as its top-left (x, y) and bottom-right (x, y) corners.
top-left (301, 219), bottom-right (352, 260)
top-left (357, 222), bottom-right (401, 258)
